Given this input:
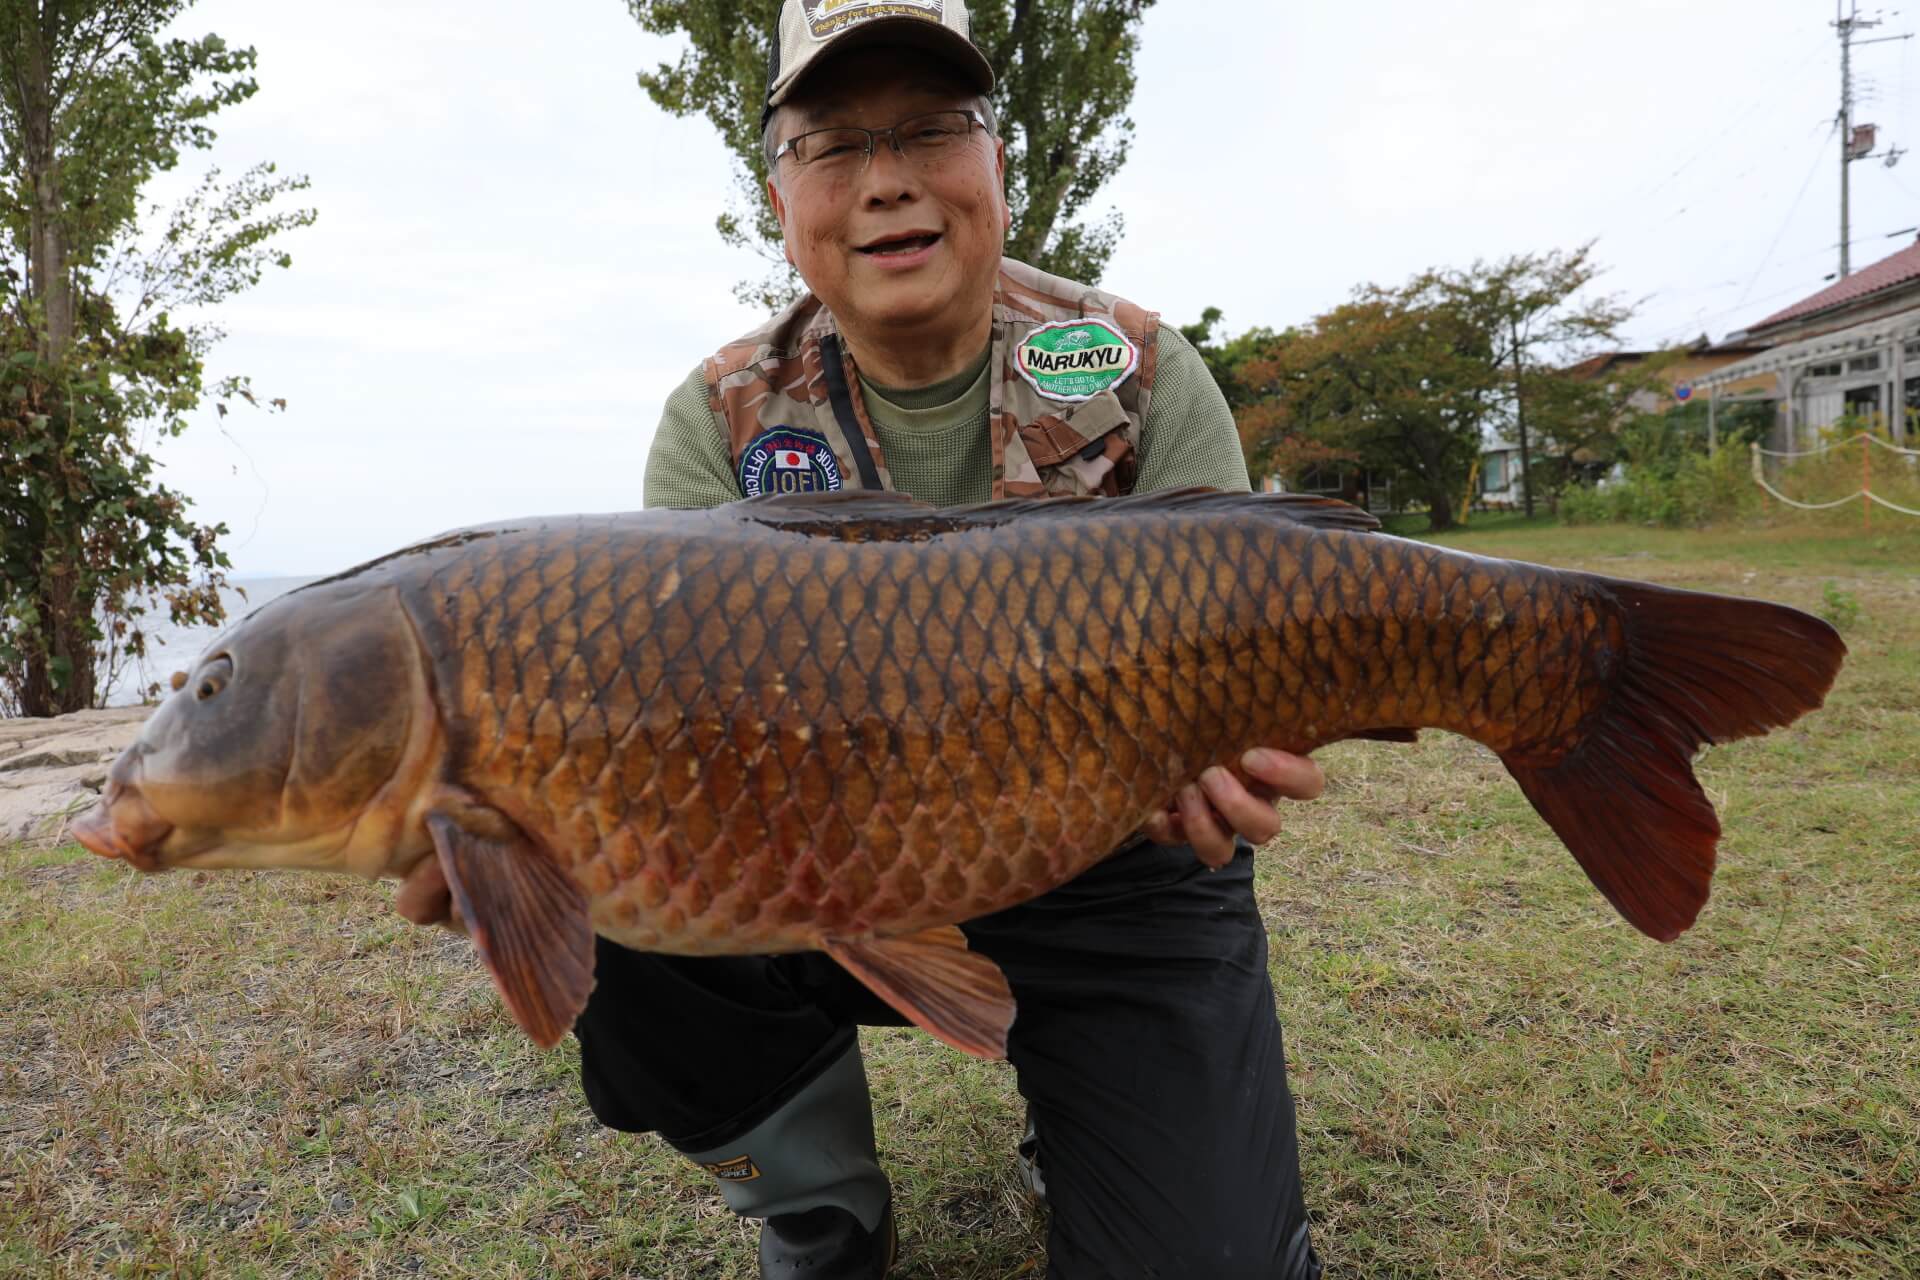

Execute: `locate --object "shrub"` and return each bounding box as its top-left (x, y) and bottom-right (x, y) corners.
top-left (1560, 446), bottom-right (1760, 527)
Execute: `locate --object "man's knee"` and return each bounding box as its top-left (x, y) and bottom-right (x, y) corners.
top-left (571, 939), bottom-right (853, 1146)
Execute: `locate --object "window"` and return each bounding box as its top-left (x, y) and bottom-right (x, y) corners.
top-left (1845, 385), bottom-right (1882, 415)
top-left (1848, 354), bottom-right (1882, 373)
top-left (1808, 362), bottom-right (1843, 378)
top-left (1297, 465), bottom-right (1343, 495)
top-left (1481, 454), bottom-right (1507, 492)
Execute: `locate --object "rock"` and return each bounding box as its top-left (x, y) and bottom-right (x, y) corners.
top-left (0, 707), bottom-right (151, 847)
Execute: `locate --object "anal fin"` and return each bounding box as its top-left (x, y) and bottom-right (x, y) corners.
top-left (823, 926), bottom-right (1014, 1060)
top-left (427, 806), bottom-right (595, 1048)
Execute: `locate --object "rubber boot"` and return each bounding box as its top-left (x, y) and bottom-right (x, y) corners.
top-left (680, 1043), bottom-right (896, 1279)
top-left (1016, 1104), bottom-right (1048, 1206)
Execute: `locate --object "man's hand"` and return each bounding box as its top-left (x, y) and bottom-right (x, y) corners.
top-left (1141, 748), bottom-right (1325, 869)
top-left (394, 855), bottom-right (469, 936)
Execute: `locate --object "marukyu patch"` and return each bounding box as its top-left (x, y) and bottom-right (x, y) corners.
top-left (1015, 319), bottom-right (1140, 403)
top-left (701, 1155), bottom-right (762, 1183)
top-left (805, 0), bottom-right (943, 40)
top-left (739, 426), bottom-right (845, 497)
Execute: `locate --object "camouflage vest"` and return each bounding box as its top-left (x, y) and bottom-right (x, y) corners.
top-left (703, 258), bottom-right (1159, 500)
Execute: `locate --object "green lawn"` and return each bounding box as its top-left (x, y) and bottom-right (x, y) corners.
top-left (3, 522), bottom-right (1915, 1278)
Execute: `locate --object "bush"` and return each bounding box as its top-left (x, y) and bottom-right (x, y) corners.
top-left (1560, 445), bottom-right (1760, 527)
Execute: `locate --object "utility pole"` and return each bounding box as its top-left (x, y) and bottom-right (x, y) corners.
top-left (1510, 314), bottom-right (1532, 519)
top-left (1834, 1), bottom-right (1911, 278)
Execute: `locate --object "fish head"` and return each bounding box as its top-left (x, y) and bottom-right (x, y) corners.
top-left (71, 584), bottom-right (435, 878)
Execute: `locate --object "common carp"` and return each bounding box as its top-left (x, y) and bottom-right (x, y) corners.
top-left (71, 490), bottom-right (1846, 1058)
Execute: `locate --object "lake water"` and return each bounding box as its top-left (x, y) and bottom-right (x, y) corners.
top-left (101, 576), bottom-right (318, 708)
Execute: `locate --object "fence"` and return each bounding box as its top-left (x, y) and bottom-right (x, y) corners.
top-left (1750, 432), bottom-right (1920, 526)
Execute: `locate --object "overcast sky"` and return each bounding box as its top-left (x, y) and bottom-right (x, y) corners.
top-left (144, 0), bottom-right (1917, 574)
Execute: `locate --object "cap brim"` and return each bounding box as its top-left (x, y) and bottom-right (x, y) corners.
top-left (767, 20), bottom-right (995, 112)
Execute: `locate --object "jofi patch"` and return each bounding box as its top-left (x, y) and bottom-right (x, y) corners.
top-left (1014, 319), bottom-right (1140, 403)
top-left (805, 0), bottom-right (943, 40)
top-left (701, 1155), bottom-right (762, 1183)
top-left (739, 426), bottom-right (845, 497)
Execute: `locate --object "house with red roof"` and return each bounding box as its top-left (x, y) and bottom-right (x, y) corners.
top-left (1697, 236), bottom-right (1920, 447)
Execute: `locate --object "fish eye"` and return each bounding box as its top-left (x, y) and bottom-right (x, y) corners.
top-left (195, 655), bottom-right (234, 702)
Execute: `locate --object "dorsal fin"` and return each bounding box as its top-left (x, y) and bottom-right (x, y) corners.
top-left (735, 487), bottom-right (1380, 540)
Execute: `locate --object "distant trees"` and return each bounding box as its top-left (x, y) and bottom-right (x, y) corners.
top-left (623, 0), bottom-right (1156, 306)
top-left (0, 1), bottom-right (313, 717)
top-left (1197, 247), bottom-right (1650, 531)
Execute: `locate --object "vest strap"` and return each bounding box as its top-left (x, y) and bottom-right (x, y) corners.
top-left (818, 335), bottom-right (884, 492)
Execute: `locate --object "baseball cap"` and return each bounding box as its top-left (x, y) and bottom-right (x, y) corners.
top-left (762, 1), bottom-right (996, 130)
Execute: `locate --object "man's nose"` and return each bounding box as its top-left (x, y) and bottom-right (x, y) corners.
top-left (856, 138), bottom-right (921, 204)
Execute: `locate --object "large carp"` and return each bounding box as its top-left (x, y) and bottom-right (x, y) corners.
top-left (72, 491), bottom-right (1845, 1057)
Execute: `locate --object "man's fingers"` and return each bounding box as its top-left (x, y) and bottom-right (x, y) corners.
top-left (1140, 808), bottom-right (1183, 845)
top-left (1197, 766), bottom-right (1285, 846)
top-left (1178, 783), bottom-right (1236, 869)
top-left (1239, 748), bottom-right (1326, 802)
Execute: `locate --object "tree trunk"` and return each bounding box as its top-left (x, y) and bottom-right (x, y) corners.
top-left (1425, 487), bottom-right (1456, 532)
top-left (10, 9), bottom-right (89, 715)
top-left (21, 12), bottom-right (70, 361)
top-left (18, 571), bottom-right (96, 717)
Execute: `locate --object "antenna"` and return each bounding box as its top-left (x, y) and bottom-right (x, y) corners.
top-left (1835, 1), bottom-right (1913, 278)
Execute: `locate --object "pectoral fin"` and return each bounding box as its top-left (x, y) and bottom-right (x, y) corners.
top-left (823, 926), bottom-right (1015, 1060)
top-left (426, 806), bottom-right (595, 1048)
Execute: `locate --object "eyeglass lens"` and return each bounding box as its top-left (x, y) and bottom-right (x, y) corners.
top-left (787, 111), bottom-right (976, 171)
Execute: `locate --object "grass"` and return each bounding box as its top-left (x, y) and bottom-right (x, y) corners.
top-left (3, 522), bottom-right (1916, 1278)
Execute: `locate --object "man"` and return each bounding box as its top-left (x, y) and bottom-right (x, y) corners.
top-left (401, 3), bottom-right (1326, 1275)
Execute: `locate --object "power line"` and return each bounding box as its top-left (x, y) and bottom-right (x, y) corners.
top-left (1587, 45), bottom-right (1829, 250)
top-left (1616, 46), bottom-right (1826, 212)
top-left (1644, 278), bottom-right (1829, 347)
top-left (1662, 224), bottom-right (1919, 308)
top-left (1735, 120), bottom-right (1840, 313)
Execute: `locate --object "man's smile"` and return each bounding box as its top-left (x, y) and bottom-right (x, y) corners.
top-left (856, 230), bottom-right (943, 258)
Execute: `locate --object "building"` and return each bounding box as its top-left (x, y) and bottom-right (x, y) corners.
top-left (1473, 341), bottom-right (1770, 507)
top-left (1564, 341), bottom-right (1770, 412)
top-left (1260, 464), bottom-right (1396, 514)
top-left (1477, 440), bottom-right (1525, 508)
top-left (1695, 236), bottom-right (1920, 448)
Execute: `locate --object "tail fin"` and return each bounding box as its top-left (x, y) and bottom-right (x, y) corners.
top-left (1503, 580), bottom-right (1846, 942)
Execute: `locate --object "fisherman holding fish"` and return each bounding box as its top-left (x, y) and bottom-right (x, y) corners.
top-left (69, 0), bottom-right (1844, 1275)
top-left (405, 3), bottom-right (1329, 1275)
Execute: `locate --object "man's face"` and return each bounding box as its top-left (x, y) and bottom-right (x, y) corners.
top-left (767, 47), bottom-right (1009, 342)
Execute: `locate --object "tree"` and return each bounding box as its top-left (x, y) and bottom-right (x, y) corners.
top-left (1182, 307), bottom-right (1358, 488)
top-left (624, 0), bottom-right (1155, 307)
top-left (1230, 250), bottom-right (1641, 531)
top-left (1235, 288), bottom-right (1496, 530)
top-left (1179, 306), bottom-right (1280, 411)
top-left (1437, 246), bottom-right (1639, 516)
top-left (0, 2), bottom-right (314, 717)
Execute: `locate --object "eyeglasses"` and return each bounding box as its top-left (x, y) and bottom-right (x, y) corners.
top-left (773, 109), bottom-right (990, 178)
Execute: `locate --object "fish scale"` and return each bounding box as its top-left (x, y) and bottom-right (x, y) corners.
top-left (403, 499), bottom-right (1602, 957)
top-left (72, 488), bottom-right (1846, 1058)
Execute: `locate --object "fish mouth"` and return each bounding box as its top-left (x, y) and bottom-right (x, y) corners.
top-left (70, 779), bottom-right (176, 873)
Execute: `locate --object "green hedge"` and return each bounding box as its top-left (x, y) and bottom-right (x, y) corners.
top-left (1560, 446), bottom-right (1762, 527)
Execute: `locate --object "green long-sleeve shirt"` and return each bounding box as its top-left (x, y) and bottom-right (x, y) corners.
top-left (643, 324), bottom-right (1250, 511)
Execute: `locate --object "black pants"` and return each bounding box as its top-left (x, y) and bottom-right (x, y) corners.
top-left (574, 839), bottom-right (1321, 1279)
